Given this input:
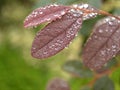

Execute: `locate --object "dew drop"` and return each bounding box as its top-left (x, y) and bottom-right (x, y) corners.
top-left (108, 21), bottom-right (113, 25)
top-left (33, 47), bottom-right (36, 50)
top-left (55, 48), bottom-right (59, 51)
top-left (39, 12), bottom-right (43, 14)
top-left (112, 45), bottom-right (116, 49)
top-left (75, 34), bottom-right (78, 37)
top-left (65, 47), bottom-right (68, 49)
top-left (73, 4), bottom-right (78, 8)
top-left (60, 11), bottom-right (65, 15)
top-left (83, 4), bottom-right (89, 9)
top-left (107, 48), bottom-right (110, 51)
top-left (43, 51), bottom-right (48, 55)
top-left (94, 35), bottom-right (98, 39)
top-left (101, 50), bottom-right (105, 55)
top-left (98, 29), bottom-right (103, 33)
top-left (105, 29), bottom-right (109, 32)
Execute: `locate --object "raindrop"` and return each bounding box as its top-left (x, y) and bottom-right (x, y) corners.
top-left (43, 51), bottom-right (48, 55)
top-left (108, 21), bottom-right (113, 25)
top-left (39, 12), bottom-right (43, 14)
top-left (112, 45), bottom-right (116, 49)
top-left (101, 50), bottom-right (105, 55)
top-left (98, 29), bottom-right (103, 33)
top-left (94, 35), bottom-right (98, 39)
top-left (61, 11), bottom-right (65, 15)
top-left (83, 4), bottom-right (89, 9)
top-left (55, 48), bottom-right (59, 51)
top-left (33, 47), bottom-right (36, 50)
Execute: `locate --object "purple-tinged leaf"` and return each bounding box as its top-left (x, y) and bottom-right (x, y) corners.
top-left (82, 17), bottom-right (120, 71)
top-left (72, 3), bottom-right (99, 20)
top-left (46, 78), bottom-right (70, 90)
top-left (24, 4), bottom-right (70, 28)
top-left (31, 10), bottom-right (83, 59)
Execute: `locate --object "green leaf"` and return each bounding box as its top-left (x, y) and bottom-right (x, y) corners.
top-left (85, 0), bottom-right (102, 8)
top-left (93, 76), bottom-right (115, 90)
top-left (113, 8), bottom-right (120, 15)
top-left (62, 60), bottom-right (93, 78)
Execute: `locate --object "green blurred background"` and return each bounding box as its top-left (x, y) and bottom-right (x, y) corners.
top-left (0, 0), bottom-right (120, 90)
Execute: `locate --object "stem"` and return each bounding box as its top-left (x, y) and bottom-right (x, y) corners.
top-left (98, 10), bottom-right (120, 20)
top-left (71, 6), bottom-right (120, 20)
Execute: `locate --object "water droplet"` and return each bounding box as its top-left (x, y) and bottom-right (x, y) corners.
top-left (108, 21), bottom-right (113, 25)
top-left (33, 47), bottom-right (36, 50)
top-left (65, 47), bottom-right (68, 49)
top-left (43, 51), bottom-right (47, 55)
top-left (112, 45), bottom-right (116, 49)
top-left (105, 29), bottom-right (109, 32)
top-left (60, 11), bottom-right (65, 15)
top-left (94, 35), bottom-right (98, 39)
top-left (83, 4), bottom-right (89, 9)
top-left (78, 5), bottom-right (84, 9)
top-left (54, 14), bottom-right (59, 17)
top-left (73, 4), bottom-right (78, 8)
top-left (101, 50), bottom-right (105, 55)
top-left (99, 29), bottom-right (103, 33)
top-left (75, 34), bottom-right (78, 37)
top-left (39, 12), bottom-right (43, 14)
top-left (55, 48), bottom-right (59, 51)
top-left (107, 48), bottom-right (110, 51)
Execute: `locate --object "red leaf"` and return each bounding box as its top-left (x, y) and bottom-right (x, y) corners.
top-left (82, 17), bottom-right (120, 71)
top-left (31, 10), bottom-right (83, 59)
top-left (46, 78), bottom-right (70, 90)
top-left (24, 4), bottom-right (70, 28)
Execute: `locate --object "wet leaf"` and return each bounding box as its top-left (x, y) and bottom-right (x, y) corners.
top-left (24, 4), bottom-right (70, 28)
top-left (63, 60), bottom-right (93, 78)
top-left (96, 58), bottom-right (117, 73)
top-left (93, 76), bottom-right (115, 90)
top-left (82, 17), bottom-right (120, 71)
top-left (46, 78), bottom-right (70, 90)
top-left (31, 10), bottom-right (83, 59)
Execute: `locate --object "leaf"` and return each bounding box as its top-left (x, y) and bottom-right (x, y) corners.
top-left (31, 10), bottom-right (83, 59)
top-left (46, 78), bottom-right (70, 90)
top-left (85, 0), bottom-right (102, 8)
top-left (93, 76), bottom-right (115, 90)
top-left (95, 58), bottom-right (117, 73)
top-left (62, 60), bottom-right (93, 78)
top-left (24, 4), bottom-right (70, 28)
top-left (82, 17), bottom-right (120, 71)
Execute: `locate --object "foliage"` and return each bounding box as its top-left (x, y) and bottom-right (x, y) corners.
top-left (0, 0), bottom-right (120, 90)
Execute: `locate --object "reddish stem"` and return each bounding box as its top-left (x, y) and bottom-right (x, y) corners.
top-left (71, 6), bottom-right (120, 20)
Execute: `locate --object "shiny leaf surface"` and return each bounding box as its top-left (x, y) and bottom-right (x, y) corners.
top-left (31, 11), bottom-right (83, 59)
top-left (24, 4), bottom-right (70, 28)
top-left (83, 17), bottom-right (120, 71)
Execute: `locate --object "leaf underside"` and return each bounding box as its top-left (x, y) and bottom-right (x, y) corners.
top-left (82, 17), bottom-right (120, 71)
top-left (31, 11), bottom-right (83, 59)
top-left (24, 4), bottom-right (70, 28)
